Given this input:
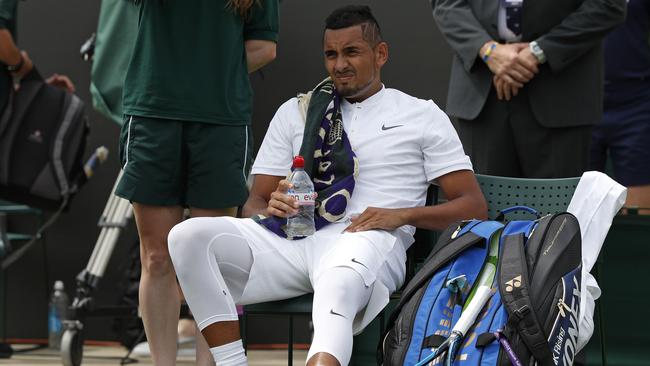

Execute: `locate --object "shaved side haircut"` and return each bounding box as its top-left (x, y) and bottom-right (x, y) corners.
top-left (324, 5), bottom-right (383, 46)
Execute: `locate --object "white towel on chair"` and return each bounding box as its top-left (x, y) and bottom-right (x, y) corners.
top-left (567, 171), bottom-right (627, 351)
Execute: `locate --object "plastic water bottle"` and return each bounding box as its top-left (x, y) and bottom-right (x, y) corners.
top-left (48, 280), bottom-right (69, 349)
top-left (286, 155), bottom-right (315, 237)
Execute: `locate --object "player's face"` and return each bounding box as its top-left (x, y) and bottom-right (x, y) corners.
top-left (323, 25), bottom-right (387, 102)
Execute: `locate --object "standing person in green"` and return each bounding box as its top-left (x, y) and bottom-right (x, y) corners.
top-left (0, 0), bottom-right (74, 111)
top-left (115, 0), bottom-right (279, 365)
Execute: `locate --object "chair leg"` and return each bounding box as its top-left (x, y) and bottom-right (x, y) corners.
top-left (596, 262), bottom-right (607, 366)
top-left (597, 300), bottom-right (607, 366)
top-left (242, 313), bottom-right (248, 353)
top-left (288, 315), bottom-right (293, 366)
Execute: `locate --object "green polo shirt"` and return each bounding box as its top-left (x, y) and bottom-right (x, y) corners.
top-left (123, 0), bottom-right (279, 125)
top-left (0, 0), bottom-right (17, 111)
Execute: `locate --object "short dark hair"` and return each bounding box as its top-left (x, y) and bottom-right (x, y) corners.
top-left (324, 5), bottom-right (383, 46)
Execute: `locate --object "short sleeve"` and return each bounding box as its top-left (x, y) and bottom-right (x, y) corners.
top-left (250, 98), bottom-right (299, 177)
top-left (244, 0), bottom-right (279, 42)
top-left (422, 102), bottom-right (473, 182)
top-left (0, 0), bottom-right (17, 29)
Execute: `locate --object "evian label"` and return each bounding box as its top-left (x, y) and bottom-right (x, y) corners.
top-left (288, 190), bottom-right (316, 206)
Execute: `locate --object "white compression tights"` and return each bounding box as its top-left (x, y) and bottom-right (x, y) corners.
top-left (169, 218), bottom-right (253, 328)
top-left (168, 217), bottom-right (373, 365)
top-left (309, 266), bottom-right (372, 365)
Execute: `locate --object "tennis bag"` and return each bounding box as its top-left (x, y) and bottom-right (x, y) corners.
top-left (380, 206), bottom-right (582, 366)
top-left (0, 68), bottom-right (88, 210)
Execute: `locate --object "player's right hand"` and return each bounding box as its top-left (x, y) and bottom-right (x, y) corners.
top-left (266, 179), bottom-right (299, 218)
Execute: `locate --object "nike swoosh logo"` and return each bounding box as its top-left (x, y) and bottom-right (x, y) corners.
top-left (330, 309), bottom-right (347, 318)
top-left (351, 258), bottom-right (369, 270)
top-left (381, 124), bottom-right (403, 131)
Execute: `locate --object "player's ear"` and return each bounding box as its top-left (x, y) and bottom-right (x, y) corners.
top-left (375, 41), bottom-right (388, 68)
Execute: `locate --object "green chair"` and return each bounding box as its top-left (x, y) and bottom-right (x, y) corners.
top-left (242, 294), bottom-right (312, 365)
top-left (0, 200), bottom-right (44, 357)
top-left (474, 174), bottom-right (580, 220)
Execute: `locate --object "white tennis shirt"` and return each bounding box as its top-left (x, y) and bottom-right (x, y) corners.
top-left (251, 86), bottom-right (473, 238)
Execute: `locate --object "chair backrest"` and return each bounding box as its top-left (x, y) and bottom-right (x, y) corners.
top-left (475, 174), bottom-right (580, 220)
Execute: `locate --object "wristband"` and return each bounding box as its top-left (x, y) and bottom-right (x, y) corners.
top-left (6, 53), bottom-right (24, 73)
top-left (482, 43), bottom-right (497, 63)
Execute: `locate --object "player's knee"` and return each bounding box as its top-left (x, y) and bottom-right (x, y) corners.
top-left (167, 218), bottom-right (209, 273)
top-left (328, 278), bottom-right (355, 303)
top-left (319, 267), bottom-right (365, 295)
top-left (141, 249), bottom-right (175, 277)
top-left (168, 218), bottom-right (192, 249)
top-left (315, 267), bottom-right (367, 319)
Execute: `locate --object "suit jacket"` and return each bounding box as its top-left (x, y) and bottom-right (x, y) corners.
top-left (433, 0), bottom-right (626, 127)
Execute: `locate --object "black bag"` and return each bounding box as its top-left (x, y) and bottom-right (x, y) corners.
top-left (381, 207), bottom-right (582, 366)
top-left (0, 68), bottom-right (88, 210)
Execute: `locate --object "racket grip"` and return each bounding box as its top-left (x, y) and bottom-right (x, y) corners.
top-left (452, 286), bottom-right (492, 335)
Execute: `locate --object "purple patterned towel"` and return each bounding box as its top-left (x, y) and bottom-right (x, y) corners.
top-left (253, 78), bottom-right (358, 239)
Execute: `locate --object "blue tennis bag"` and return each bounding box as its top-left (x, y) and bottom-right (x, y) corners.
top-left (380, 206), bottom-right (582, 366)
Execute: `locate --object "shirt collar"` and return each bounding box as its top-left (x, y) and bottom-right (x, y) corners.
top-left (341, 84), bottom-right (386, 109)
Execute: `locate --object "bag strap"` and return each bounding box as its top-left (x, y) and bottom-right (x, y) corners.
top-left (0, 70), bottom-right (46, 184)
top-left (51, 93), bottom-right (83, 196)
top-left (496, 205), bottom-right (541, 221)
top-left (0, 88), bottom-right (14, 138)
top-left (392, 231), bottom-right (484, 319)
top-left (498, 233), bottom-right (553, 364)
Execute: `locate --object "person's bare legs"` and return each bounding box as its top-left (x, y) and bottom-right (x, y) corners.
top-left (625, 185), bottom-right (650, 215)
top-left (306, 353), bottom-right (341, 366)
top-left (134, 203), bottom-right (184, 366)
top-left (190, 207), bottom-right (238, 366)
top-left (201, 321), bottom-right (242, 347)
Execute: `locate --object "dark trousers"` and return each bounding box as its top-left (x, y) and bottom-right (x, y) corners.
top-left (456, 88), bottom-right (592, 178)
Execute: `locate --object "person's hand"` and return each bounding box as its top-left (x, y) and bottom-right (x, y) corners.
top-left (493, 75), bottom-right (520, 101)
top-left (265, 179), bottom-right (298, 218)
top-left (514, 46), bottom-right (540, 76)
top-left (343, 207), bottom-right (408, 233)
top-left (482, 42), bottom-right (536, 86)
top-left (46, 73), bottom-right (75, 93)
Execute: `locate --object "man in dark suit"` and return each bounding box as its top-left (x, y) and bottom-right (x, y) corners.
top-left (432, 0), bottom-right (626, 178)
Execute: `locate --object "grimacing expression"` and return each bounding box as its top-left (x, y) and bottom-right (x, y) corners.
top-left (323, 25), bottom-right (387, 100)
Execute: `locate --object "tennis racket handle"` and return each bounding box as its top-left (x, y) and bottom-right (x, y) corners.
top-left (453, 286), bottom-right (492, 335)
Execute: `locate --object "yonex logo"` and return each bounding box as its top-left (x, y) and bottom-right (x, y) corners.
top-left (505, 275), bottom-right (522, 292)
top-left (381, 123), bottom-right (403, 131)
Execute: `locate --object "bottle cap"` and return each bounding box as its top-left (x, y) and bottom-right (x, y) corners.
top-left (292, 155), bottom-right (305, 169)
top-left (54, 280), bottom-right (64, 291)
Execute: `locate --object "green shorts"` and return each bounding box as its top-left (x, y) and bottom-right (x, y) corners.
top-left (115, 115), bottom-right (252, 209)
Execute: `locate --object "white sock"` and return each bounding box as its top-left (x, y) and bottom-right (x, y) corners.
top-left (209, 339), bottom-right (247, 366)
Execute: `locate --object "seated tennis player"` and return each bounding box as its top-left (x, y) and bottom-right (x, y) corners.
top-left (168, 5), bottom-right (487, 366)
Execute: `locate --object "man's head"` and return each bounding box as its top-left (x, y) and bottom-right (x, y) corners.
top-left (323, 5), bottom-right (388, 102)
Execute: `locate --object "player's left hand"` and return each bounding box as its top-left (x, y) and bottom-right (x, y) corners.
top-left (343, 207), bottom-right (407, 233)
